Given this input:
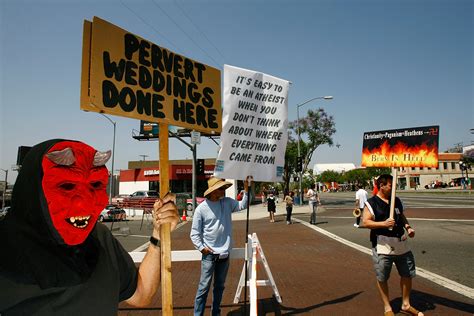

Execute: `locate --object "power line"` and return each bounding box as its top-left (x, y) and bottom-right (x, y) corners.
top-left (151, 0), bottom-right (221, 68)
top-left (174, 0), bottom-right (227, 63)
top-left (119, 0), bottom-right (182, 54)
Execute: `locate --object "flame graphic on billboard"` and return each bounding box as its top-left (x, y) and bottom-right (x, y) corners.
top-left (362, 141), bottom-right (438, 168)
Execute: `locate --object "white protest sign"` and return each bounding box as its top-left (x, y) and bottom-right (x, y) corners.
top-left (214, 65), bottom-right (290, 182)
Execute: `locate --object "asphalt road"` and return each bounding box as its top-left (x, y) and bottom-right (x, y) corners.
top-left (294, 191), bottom-right (474, 289)
top-left (106, 191), bottom-right (473, 295)
top-left (319, 191), bottom-right (474, 209)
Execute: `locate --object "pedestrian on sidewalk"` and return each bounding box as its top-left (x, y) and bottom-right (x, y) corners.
top-left (354, 184), bottom-right (368, 227)
top-left (190, 176), bottom-right (252, 316)
top-left (262, 187), bottom-right (267, 206)
top-left (267, 192), bottom-right (276, 222)
top-left (363, 174), bottom-right (423, 316)
top-left (306, 183), bottom-right (320, 224)
top-left (284, 191), bottom-right (295, 224)
top-left (0, 139), bottom-right (180, 314)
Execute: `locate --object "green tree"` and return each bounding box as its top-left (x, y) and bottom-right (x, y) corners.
top-left (288, 108), bottom-right (336, 172)
top-left (285, 108), bottom-right (336, 193)
top-left (343, 169), bottom-right (370, 186)
top-left (365, 167), bottom-right (392, 179)
top-left (316, 167), bottom-right (391, 190)
top-left (319, 170), bottom-right (343, 183)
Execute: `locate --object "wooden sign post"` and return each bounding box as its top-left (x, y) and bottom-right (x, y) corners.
top-left (389, 168), bottom-right (398, 220)
top-left (159, 123), bottom-right (173, 314)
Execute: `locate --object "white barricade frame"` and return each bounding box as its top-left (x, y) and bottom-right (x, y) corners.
top-left (128, 232), bottom-right (281, 314)
top-left (233, 233), bottom-right (282, 314)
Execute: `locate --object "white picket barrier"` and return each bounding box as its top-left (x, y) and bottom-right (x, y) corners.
top-left (129, 233), bottom-right (281, 314)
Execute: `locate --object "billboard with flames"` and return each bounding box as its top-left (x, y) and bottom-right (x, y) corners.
top-left (362, 126), bottom-right (439, 168)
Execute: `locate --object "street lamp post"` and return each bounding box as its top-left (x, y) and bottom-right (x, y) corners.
top-left (296, 96), bottom-right (333, 205)
top-left (100, 114), bottom-right (116, 204)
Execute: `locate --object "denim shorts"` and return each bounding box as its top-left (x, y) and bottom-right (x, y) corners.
top-left (371, 248), bottom-right (416, 282)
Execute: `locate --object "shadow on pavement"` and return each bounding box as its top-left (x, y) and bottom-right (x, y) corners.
top-left (226, 292), bottom-right (363, 315)
top-left (390, 289), bottom-right (474, 315)
top-left (319, 200), bottom-right (349, 206)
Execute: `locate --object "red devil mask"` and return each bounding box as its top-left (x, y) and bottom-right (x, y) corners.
top-left (41, 141), bottom-right (110, 245)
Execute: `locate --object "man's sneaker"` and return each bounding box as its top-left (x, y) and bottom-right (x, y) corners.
top-left (353, 223), bottom-right (359, 228)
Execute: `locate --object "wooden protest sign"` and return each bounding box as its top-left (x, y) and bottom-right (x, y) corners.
top-left (81, 17), bottom-right (223, 314)
top-left (361, 125), bottom-right (439, 219)
top-left (81, 16), bottom-right (221, 134)
top-left (214, 65), bottom-right (290, 182)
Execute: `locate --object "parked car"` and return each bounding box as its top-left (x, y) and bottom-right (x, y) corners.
top-left (99, 205), bottom-right (126, 222)
top-left (128, 190), bottom-right (159, 199)
top-left (424, 180), bottom-right (448, 189)
top-left (121, 190), bottom-right (159, 209)
top-left (111, 194), bottom-right (129, 204)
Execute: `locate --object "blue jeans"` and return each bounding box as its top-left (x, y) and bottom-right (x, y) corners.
top-left (194, 253), bottom-right (230, 316)
top-left (309, 201), bottom-right (317, 224)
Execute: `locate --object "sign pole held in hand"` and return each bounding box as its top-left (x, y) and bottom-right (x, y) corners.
top-left (159, 123), bottom-right (173, 314)
top-left (388, 168), bottom-right (398, 229)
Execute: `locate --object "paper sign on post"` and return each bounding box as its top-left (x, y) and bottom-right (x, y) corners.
top-left (214, 65), bottom-right (290, 182)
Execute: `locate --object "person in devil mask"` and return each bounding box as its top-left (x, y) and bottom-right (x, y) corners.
top-left (0, 139), bottom-right (179, 315)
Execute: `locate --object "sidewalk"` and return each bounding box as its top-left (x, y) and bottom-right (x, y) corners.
top-left (231, 200), bottom-right (312, 220)
top-left (118, 204), bottom-right (474, 315)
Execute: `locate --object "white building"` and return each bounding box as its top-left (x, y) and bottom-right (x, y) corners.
top-left (313, 163), bottom-right (357, 175)
top-left (396, 152), bottom-right (467, 189)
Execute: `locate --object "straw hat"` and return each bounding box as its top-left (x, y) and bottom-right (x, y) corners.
top-left (204, 177), bottom-right (232, 197)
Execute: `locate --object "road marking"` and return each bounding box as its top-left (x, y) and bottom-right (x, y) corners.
top-left (318, 216), bottom-right (474, 222)
top-left (406, 218), bottom-right (474, 222)
top-left (131, 240), bottom-right (152, 252)
top-left (113, 234), bottom-right (149, 238)
top-left (324, 205), bottom-right (474, 209)
top-left (413, 205), bottom-right (474, 208)
top-left (126, 221), bottom-right (188, 252)
top-left (294, 218), bottom-right (474, 300)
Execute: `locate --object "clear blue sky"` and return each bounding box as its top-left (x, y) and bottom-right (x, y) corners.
top-left (1, 0), bottom-right (472, 184)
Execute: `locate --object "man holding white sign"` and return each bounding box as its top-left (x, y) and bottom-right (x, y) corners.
top-left (214, 65), bottom-right (290, 183)
top-left (190, 177), bottom-right (251, 316)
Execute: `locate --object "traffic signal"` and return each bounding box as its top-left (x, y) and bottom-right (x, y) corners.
top-left (197, 159), bottom-right (205, 175)
top-left (296, 156), bottom-right (303, 172)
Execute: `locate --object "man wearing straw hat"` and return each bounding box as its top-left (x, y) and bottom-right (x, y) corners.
top-left (191, 176), bottom-right (251, 316)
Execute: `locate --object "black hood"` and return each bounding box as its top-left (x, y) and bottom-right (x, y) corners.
top-left (0, 139), bottom-right (99, 289)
